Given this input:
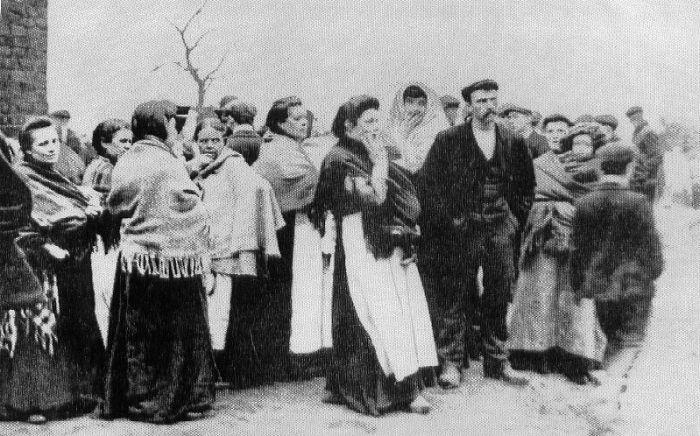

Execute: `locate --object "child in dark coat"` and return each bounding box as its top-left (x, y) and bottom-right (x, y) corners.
top-left (570, 143), bottom-right (664, 349)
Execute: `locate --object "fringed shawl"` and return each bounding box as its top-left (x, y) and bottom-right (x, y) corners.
top-left (520, 151), bottom-right (599, 265)
top-left (107, 138), bottom-right (210, 278)
top-left (253, 133), bottom-right (319, 213)
top-left (314, 136), bottom-right (421, 259)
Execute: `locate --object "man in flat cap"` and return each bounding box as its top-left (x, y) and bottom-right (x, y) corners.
top-left (501, 105), bottom-right (549, 158)
top-left (571, 142), bottom-right (663, 351)
top-left (418, 79), bottom-right (534, 388)
top-left (626, 106), bottom-right (663, 202)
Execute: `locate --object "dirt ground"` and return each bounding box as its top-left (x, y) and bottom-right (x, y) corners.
top-left (1, 204), bottom-right (698, 436)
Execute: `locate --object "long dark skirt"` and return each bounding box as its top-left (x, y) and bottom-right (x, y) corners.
top-left (219, 275), bottom-right (273, 388)
top-left (101, 262), bottom-right (216, 424)
top-left (325, 238), bottom-right (431, 416)
top-left (55, 254), bottom-right (106, 402)
top-left (0, 307), bottom-right (88, 420)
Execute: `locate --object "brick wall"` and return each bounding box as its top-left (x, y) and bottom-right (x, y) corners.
top-left (0, 0), bottom-right (48, 137)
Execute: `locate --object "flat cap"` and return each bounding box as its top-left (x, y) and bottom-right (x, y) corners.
top-left (499, 103), bottom-right (531, 117)
top-left (218, 95), bottom-right (238, 110)
top-left (542, 113), bottom-right (573, 127)
top-left (625, 106), bottom-right (643, 117)
top-left (440, 95), bottom-right (460, 108)
top-left (461, 79), bottom-right (499, 102)
top-left (574, 114), bottom-right (596, 125)
top-left (50, 109), bottom-right (71, 120)
top-left (594, 114), bottom-right (618, 130)
top-left (595, 142), bottom-right (634, 165)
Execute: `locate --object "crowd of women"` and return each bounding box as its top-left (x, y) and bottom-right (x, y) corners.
top-left (0, 80), bottom-right (665, 424)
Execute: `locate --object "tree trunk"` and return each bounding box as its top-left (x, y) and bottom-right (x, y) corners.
top-left (197, 81), bottom-right (206, 110)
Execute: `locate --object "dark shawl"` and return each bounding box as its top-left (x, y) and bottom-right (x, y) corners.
top-left (14, 159), bottom-right (94, 259)
top-left (520, 150), bottom-right (600, 265)
top-left (0, 154), bottom-right (43, 309)
top-left (313, 136), bottom-right (421, 259)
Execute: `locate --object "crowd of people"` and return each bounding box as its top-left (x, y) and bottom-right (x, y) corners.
top-left (0, 79), bottom-right (668, 424)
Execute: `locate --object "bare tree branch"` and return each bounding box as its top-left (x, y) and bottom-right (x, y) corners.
top-left (153, 0), bottom-right (228, 108)
top-left (203, 52), bottom-right (228, 84)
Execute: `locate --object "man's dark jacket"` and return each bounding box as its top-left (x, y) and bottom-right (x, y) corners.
top-left (570, 182), bottom-right (663, 301)
top-left (417, 121), bottom-right (535, 248)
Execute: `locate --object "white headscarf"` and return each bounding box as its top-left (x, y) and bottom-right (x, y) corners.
top-left (385, 82), bottom-right (449, 174)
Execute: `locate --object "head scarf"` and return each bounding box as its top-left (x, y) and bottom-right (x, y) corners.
top-left (385, 82), bottom-right (449, 174)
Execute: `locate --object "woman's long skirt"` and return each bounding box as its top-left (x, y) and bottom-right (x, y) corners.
top-left (101, 261), bottom-right (216, 424)
top-left (56, 254), bottom-right (106, 401)
top-left (0, 303), bottom-right (86, 420)
top-left (326, 213), bottom-right (437, 416)
top-left (508, 254), bottom-right (607, 373)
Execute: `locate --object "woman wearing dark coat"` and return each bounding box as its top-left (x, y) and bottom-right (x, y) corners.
top-left (5, 117), bottom-right (106, 423)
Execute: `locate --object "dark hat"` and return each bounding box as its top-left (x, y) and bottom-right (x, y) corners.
top-left (440, 95), bottom-right (460, 108)
top-left (218, 95), bottom-right (238, 109)
top-left (574, 114), bottom-right (596, 125)
top-left (595, 114), bottom-right (618, 130)
top-left (625, 106), bottom-right (643, 117)
top-left (50, 109), bottom-right (71, 120)
top-left (461, 79), bottom-right (499, 102)
top-left (499, 103), bottom-right (530, 117)
top-left (542, 113), bottom-right (573, 128)
top-left (596, 142), bottom-right (634, 165)
top-left (214, 96), bottom-right (239, 117)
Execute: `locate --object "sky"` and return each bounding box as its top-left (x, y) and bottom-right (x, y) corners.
top-left (47, 0), bottom-right (700, 139)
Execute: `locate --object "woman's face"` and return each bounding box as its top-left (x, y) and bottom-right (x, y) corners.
top-left (403, 96), bottom-right (428, 123)
top-left (27, 126), bottom-right (61, 165)
top-left (347, 108), bottom-right (381, 142)
top-left (278, 105), bottom-right (308, 141)
top-left (197, 126), bottom-right (225, 160)
top-left (103, 128), bottom-right (133, 161)
top-left (544, 121), bottom-right (569, 150)
top-left (571, 134), bottom-right (594, 156)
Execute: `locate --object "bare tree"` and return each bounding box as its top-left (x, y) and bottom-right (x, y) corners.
top-left (153, 0), bottom-right (227, 109)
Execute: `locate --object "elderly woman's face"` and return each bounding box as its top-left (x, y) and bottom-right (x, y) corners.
top-left (103, 128), bottom-right (133, 161)
top-left (28, 126), bottom-right (61, 165)
top-left (572, 134), bottom-right (594, 156)
top-left (197, 126), bottom-right (225, 160)
top-left (279, 105), bottom-right (308, 141)
top-left (544, 121), bottom-right (569, 151)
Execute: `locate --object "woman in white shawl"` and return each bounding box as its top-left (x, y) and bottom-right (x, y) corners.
top-left (385, 83), bottom-right (449, 176)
